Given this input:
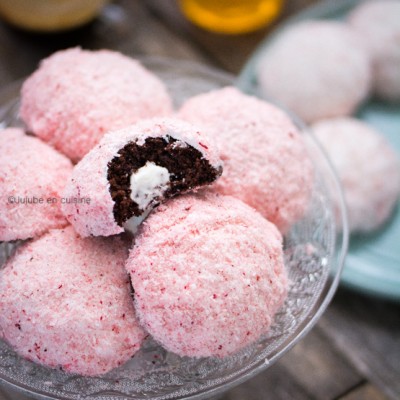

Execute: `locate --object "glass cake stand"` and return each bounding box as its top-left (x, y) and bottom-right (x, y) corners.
top-left (0, 57), bottom-right (348, 400)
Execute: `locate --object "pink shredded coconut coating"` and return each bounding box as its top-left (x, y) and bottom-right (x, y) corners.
top-left (348, 0), bottom-right (400, 102)
top-left (312, 117), bottom-right (400, 233)
top-left (127, 193), bottom-right (288, 358)
top-left (256, 21), bottom-right (372, 123)
top-left (0, 226), bottom-right (145, 376)
top-left (62, 117), bottom-right (223, 237)
top-left (0, 128), bottom-right (73, 241)
top-left (178, 87), bottom-right (314, 233)
top-left (20, 48), bottom-right (173, 162)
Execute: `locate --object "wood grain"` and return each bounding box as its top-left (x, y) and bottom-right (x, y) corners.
top-left (221, 326), bottom-right (363, 400)
top-left (338, 382), bottom-right (390, 400)
top-left (320, 288), bottom-right (400, 400)
top-left (278, 327), bottom-right (362, 400)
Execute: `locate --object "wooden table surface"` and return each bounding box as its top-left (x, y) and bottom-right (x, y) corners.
top-left (0, 1), bottom-right (399, 399)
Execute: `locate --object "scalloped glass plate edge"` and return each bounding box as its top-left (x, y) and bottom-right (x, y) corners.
top-left (0, 57), bottom-right (347, 400)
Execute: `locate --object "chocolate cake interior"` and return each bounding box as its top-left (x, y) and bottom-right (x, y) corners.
top-left (107, 136), bottom-right (222, 225)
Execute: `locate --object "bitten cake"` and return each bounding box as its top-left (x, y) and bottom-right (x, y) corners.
top-left (0, 128), bottom-right (73, 241)
top-left (20, 48), bottom-right (173, 162)
top-left (348, 0), bottom-right (400, 102)
top-left (62, 118), bottom-right (223, 237)
top-left (312, 117), bottom-right (400, 233)
top-left (127, 193), bottom-right (288, 358)
top-left (178, 87), bottom-right (313, 233)
top-left (256, 21), bottom-right (371, 123)
top-left (0, 227), bottom-right (146, 376)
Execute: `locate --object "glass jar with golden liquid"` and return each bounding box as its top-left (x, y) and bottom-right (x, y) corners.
top-left (178, 0), bottom-right (284, 34)
top-left (0, 0), bottom-right (108, 32)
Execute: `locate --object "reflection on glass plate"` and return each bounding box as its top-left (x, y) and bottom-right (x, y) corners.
top-left (238, 0), bottom-right (400, 301)
top-left (0, 58), bottom-right (346, 399)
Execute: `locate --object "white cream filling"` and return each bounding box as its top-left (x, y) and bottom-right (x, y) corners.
top-left (130, 161), bottom-right (170, 211)
top-left (123, 209), bottom-right (151, 235)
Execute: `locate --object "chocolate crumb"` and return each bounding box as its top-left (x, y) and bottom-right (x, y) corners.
top-left (107, 135), bottom-right (221, 225)
top-left (128, 276), bottom-right (135, 300)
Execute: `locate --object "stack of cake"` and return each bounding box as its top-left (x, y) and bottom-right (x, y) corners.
top-left (0, 48), bottom-right (313, 376)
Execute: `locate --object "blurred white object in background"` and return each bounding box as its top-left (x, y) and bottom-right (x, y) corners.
top-left (312, 117), bottom-right (400, 233)
top-left (348, 0), bottom-right (400, 103)
top-left (257, 21), bottom-right (372, 123)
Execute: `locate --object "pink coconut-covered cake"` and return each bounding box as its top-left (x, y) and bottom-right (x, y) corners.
top-left (0, 226), bottom-right (146, 376)
top-left (127, 193), bottom-right (288, 358)
top-left (20, 48), bottom-right (173, 162)
top-left (62, 117), bottom-right (223, 237)
top-left (256, 21), bottom-right (372, 123)
top-left (0, 128), bottom-right (73, 241)
top-left (348, 0), bottom-right (400, 102)
top-left (178, 87), bottom-right (313, 233)
top-left (312, 117), bottom-right (400, 233)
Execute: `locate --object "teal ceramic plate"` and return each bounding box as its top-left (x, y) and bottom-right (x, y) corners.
top-left (238, 0), bottom-right (400, 301)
